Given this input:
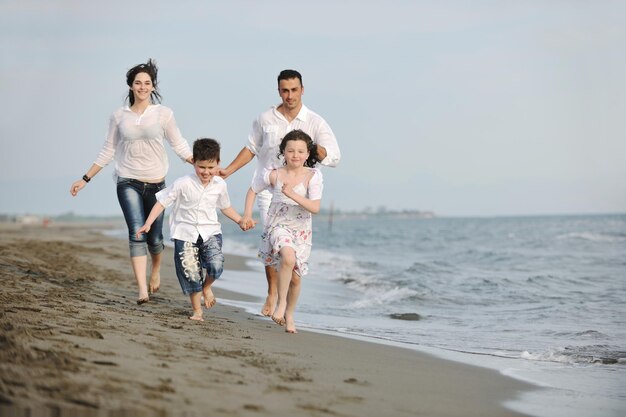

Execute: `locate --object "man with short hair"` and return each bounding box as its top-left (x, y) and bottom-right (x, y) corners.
top-left (219, 69), bottom-right (341, 316)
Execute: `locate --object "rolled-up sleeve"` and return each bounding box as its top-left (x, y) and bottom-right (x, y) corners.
top-left (156, 183), bottom-right (178, 208)
top-left (316, 121), bottom-right (340, 167)
top-left (246, 117), bottom-right (263, 156)
top-left (94, 114), bottom-right (118, 167)
top-left (164, 112), bottom-right (192, 162)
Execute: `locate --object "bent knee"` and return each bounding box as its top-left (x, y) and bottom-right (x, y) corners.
top-left (280, 248), bottom-right (296, 266)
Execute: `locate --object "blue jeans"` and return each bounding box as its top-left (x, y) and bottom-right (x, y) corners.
top-left (116, 177), bottom-right (166, 257)
top-left (174, 235), bottom-right (224, 295)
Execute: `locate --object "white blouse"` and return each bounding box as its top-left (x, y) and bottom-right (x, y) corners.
top-left (246, 104), bottom-right (340, 183)
top-left (94, 104), bottom-right (192, 181)
top-left (251, 168), bottom-right (323, 204)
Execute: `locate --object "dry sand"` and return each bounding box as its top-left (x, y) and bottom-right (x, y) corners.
top-left (0, 222), bottom-right (534, 417)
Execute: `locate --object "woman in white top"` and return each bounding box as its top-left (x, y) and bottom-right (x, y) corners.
top-left (70, 59), bottom-right (193, 304)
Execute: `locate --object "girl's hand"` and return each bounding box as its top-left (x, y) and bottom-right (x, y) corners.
top-left (281, 182), bottom-right (295, 198)
top-left (239, 216), bottom-right (255, 231)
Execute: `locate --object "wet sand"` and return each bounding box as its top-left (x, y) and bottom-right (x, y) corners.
top-left (0, 222), bottom-right (534, 416)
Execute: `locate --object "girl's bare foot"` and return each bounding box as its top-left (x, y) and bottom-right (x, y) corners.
top-left (261, 295), bottom-right (277, 316)
top-left (189, 311), bottom-right (204, 321)
top-left (271, 303), bottom-right (286, 326)
top-left (149, 273), bottom-right (161, 294)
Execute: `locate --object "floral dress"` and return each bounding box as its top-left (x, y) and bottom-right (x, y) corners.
top-left (256, 168), bottom-right (323, 277)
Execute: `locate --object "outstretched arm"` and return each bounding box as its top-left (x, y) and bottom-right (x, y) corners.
top-left (220, 206), bottom-right (254, 231)
top-left (70, 164), bottom-right (104, 196)
top-left (218, 147), bottom-right (255, 179)
top-left (241, 187), bottom-right (259, 230)
top-left (136, 202), bottom-right (166, 238)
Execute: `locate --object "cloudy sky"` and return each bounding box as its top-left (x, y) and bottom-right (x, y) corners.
top-left (1, 0), bottom-right (624, 217)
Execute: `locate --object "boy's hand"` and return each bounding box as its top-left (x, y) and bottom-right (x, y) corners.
top-left (239, 216), bottom-right (256, 231)
top-left (136, 224), bottom-right (150, 238)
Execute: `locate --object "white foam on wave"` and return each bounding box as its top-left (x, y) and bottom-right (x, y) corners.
top-left (520, 348), bottom-right (617, 365)
top-left (348, 285), bottom-right (419, 308)
top-left (556, 232), bottom-right (625, 243)
top-left (222, 237), bottom-right (258, 258)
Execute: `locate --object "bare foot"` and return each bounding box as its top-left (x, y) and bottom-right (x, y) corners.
top-left (261, 295), bottom-right (277, 316)
top-left (149, 273), bottom-right (161, 294)
top-left (189, 311), bottom-right (204, 321)
top-left (271, 315), bottom-right (286, 326)
top-left (202, 287), bottom-right (216, 309)
top-left (137, 289), bottom-right (149, 304)
top-left (285, 315), bottom-right (297, 333)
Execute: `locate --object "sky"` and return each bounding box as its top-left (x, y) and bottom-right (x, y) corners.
top-left (1, 0), bottom-right (625, 217)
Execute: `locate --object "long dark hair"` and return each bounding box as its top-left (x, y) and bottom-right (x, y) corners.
top-left (125, 58), bottom-right (162, 106)
top-left (278, 129), bottom-right (319, 168)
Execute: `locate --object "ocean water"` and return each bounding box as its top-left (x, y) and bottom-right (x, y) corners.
top-left (109, 213), bottom-right (626, 416)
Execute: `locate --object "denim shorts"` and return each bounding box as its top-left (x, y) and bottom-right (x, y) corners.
top-left (116, 177), bottom-right (166, 257)
top-left (173, 234), bottom-right (224, 295)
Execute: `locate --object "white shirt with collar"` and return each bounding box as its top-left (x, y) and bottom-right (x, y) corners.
top-left (94, 104), bottom-right (192, 181)
top-left (156, 174), bottom-right (231, 242)
top-left (246, 104), bottom-right (341, 182)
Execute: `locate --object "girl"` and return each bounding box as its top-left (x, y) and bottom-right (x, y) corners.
top-left (70, 59), bottom-right (193, 304)
top-left (242, 129), bottom-right (323, 334)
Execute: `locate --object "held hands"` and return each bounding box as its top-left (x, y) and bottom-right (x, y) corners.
top-left (239, 216), bottom-right (256, 231)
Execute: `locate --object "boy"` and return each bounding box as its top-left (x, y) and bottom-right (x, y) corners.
top-left (137, 138), bottom-right (252, 321)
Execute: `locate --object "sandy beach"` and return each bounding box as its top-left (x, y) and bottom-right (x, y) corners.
top-left (0, 221), bottom-right (534, 417)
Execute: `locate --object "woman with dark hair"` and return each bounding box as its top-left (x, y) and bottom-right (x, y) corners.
top-left (70, 59), bottom-right (193, 304)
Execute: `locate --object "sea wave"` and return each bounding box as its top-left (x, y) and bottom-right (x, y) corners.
top-left (556, 231), bottom-right (626, 243)
top-left (521, 345), bottom-right (626, 365)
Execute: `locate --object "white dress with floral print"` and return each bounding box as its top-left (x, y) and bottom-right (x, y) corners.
top-left (256, 168), bottom-right (323, 277)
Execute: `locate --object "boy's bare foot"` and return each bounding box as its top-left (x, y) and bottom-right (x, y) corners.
top-left (189, 312), bottom-right (204, 321)
top-left (149, 273), bottom-right (160, 294)
top-left (203, 296), bottom-right (216, 308)
top-left (202, 287), bottom-right (216, 308)
top-left (137, 297), bottom-right (149, 305)
top-left (261, 295), bottom-right (276, 316)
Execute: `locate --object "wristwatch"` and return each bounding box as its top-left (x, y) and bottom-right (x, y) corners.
top-left (82, 174), bottom-right (91, 183)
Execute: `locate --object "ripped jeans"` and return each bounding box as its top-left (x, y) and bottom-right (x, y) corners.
top-left (173, 234), bottom-right (224, 295)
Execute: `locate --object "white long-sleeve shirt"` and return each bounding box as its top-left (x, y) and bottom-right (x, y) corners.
top-left (94, 104), bottom-right (192, 181)
top-left (156, 174), bottom-right (231, 242)
top-left (246, 104), bottom-right (340, 182)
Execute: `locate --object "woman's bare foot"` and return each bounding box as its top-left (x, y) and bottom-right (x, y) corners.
top-left (261, 295), bottom-right (277, 316)
top-left (149, 273), bottom-right (161, 294)
top-left (285, 316), bottom-right (297, 333)
top-left (202, 287), bottom-right (216, 309)
top-left (137, 288), bottom-right (149, 304)
top-left (189, 311), bottom-right (204, 321)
